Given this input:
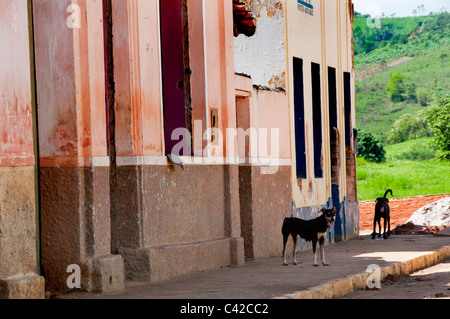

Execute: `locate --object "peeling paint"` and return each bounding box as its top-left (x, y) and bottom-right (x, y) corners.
top-left (241, 0), bottom-right (284, 19)
top-left (234, 1), bottom-right (286, 90)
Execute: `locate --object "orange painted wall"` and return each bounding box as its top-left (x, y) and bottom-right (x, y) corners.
top-left (33, 0), bottom-right (108, 167)
top-left (188, 0), bottom-right (236, 159)
top-left (0, 0), bottom-right (34, 167)
top-left (112, 0), bottom-right (164, 158)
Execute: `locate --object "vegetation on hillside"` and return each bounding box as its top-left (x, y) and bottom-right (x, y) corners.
top-left (354, 12), bottom-right (450, 69)
top-left (354, 13), bottom-right (450, 148)
top-left (354, 12), bottom-right (449, 200)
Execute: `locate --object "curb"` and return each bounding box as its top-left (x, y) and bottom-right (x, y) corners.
top-left (274, 245), bottom-right (450, 299)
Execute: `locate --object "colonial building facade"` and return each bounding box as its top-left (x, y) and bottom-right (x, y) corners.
top-left (0, 0), bottom-right (357, 298)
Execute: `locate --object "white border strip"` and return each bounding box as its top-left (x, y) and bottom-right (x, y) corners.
top-left (116, 156), bottom-right (291, 167)
top-left (91, 156), bottom-right (111, 167)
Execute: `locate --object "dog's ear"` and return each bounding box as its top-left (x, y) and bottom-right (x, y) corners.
top-left (320, 208), bottom-right (327, 214)
top-left (332, 207), bottom-right (337, 213)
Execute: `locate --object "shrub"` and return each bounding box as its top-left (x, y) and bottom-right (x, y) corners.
top-left (357, 131), bottom-right (386, 163)
top-left (425, 97), bottom-right (450, 160)
top-left (416, 87), bottom-right (433, 106)
top-left (386, 110), bottom-right (433, 145)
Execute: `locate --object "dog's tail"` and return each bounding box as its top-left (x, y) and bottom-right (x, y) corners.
top-left (383, 189), bottom-right (393, 198)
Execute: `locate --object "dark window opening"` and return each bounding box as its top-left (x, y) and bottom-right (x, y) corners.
top-left (344, 72), bottom-right (352, 147)
top-left (293, 57), bottom-right (307, 179)
top-left (344, 71), bottom-right (357, 201)
top-left (328, 67), bottom-right (339, 184)
top-left (312, 62), bottom-right (323, 178)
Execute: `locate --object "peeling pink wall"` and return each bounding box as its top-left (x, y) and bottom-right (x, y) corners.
top-left (249, 90), bottom-right (291, 159)
top-left (33, 0), bottom-right (108, 167)
top-left (112, 0), bottom-right (164, 158)
top-left (188, 0), bottom-right (236, 158)
top-left (0, 0), bottom-right (34, 167)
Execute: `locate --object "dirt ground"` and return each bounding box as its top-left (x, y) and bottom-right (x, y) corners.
top-left (359, 194), bottom-right (450, 232)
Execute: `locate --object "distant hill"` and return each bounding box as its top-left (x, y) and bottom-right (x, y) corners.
top-left (354, 13), bottom-right (450, 142)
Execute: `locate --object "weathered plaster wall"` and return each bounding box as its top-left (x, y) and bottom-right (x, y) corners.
top-left (234, 80), bottom-right (292, 259)
top-left (0, 167), bottom-right (43, 296)
top-left (234, 0), bottom-right (286, 90)
top-left (0, 0), bottom-right (35, 167)
top-left (286, 0), bottom-right (358, 241)
top-left (239, 165), bottom-right (292, 259)
top-left (117, 164), bottom-right (244, 281)
top-left (286, 0), bottom-right (356, 204)
top-left (112, 0), bottom-right (164, 159)
top-left (0, 0), bottom-right (45, 299)
top-left (249, 89), bottom-right (291, 160)
top-left (111, 0), bottom-right (245, 283)
top-left (189, 0), bottom-right (237, 159)
top-left (33, 0), bottom-right (124, 295)
top-left (34, 0), bottom-right (108, 163)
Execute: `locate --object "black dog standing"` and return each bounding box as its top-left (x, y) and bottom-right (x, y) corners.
top-left (372, 189), bottom-right (393, 239)
top-left (282, 208), bottom-right (336, 267)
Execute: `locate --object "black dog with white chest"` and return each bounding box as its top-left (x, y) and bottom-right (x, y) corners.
top-left (282, 208), bottom-right (336, 267)
top-left (372, 189), bottom-right (393, 239)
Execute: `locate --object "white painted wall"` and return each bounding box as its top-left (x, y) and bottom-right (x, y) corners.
top-left (234, 4), bottom-right (287, 89)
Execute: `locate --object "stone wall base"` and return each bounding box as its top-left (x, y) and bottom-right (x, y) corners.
top-left (0, 274), bottom-right (45, 299)
top-left (119, 237), bottom-right (244, 282)
top-left (81, 254), bottom-right (125, 294)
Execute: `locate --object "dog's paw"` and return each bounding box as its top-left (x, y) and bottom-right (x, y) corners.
top-left (323, 262), bottom-right (331, 267)
top-left (293, 262), bottom-right (298, 266)
top-left (283, 262), bottom-right (289, 266)
top-left (313, 263), bottom-right (319, 267)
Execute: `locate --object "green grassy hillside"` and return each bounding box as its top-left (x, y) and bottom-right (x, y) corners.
top-left (354, 13), bottom-right (450, 142)
top-left (354, 13), bottom-right (450, 201)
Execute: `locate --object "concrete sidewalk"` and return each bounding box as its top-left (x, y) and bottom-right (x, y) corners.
top-left (58, 234), bottom-right (450, 299)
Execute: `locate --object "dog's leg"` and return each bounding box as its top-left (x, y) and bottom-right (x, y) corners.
top-left (292, 234), bottom-right (298, 265)
top-left (282, 233), bottom-right (289, 266)
top-left (319, 236), bottom-right (330, 266)
top-left (313, 240), bottom-right (319, 267)
top-left (372, 218), bottom-right (377, 239)
top-left (377, 219), bottom-right (382, 238)
top-left (387, 214), bottom-right (391, 237)
top-left (383, 218), bottom-right (388, 239)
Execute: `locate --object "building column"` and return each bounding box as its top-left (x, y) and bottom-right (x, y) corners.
top-left (188, 0), bottom-right (245, 266)
top-left (0, 0), bottom-right (45, 299)
top-left (33, 0), bottom-right (124, 294)
top-left (112, 0), bottom-right (244, 282)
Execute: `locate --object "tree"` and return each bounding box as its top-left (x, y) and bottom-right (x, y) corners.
top-left (357, 131), bottom-right (386, 163)
top-left (425, 97), bottom-right (450, 160)
top-left (386, 73), bottom-right (406, 102)
top-left (417, 4), bottom-right (426, 16)
top-left (386, 72), bottom-right (416, 102)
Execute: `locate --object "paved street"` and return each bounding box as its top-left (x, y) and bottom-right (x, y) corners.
top-left (56, 234), bottom-right (450, 300)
